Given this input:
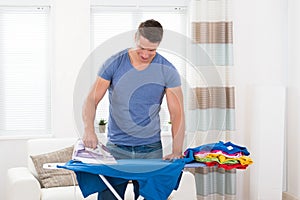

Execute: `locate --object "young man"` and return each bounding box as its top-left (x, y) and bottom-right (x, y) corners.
top-left (82, 19), bottom-right (185, 199)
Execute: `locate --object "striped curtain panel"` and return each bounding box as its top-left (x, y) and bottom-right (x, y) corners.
top-left (186, 0), bottom-right (236, 199)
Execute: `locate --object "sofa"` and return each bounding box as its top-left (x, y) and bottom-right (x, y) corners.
top-left (6, 137), bottom-right (197, 200)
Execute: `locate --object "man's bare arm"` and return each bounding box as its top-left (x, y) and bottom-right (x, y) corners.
top-left (82, 77), bottom-right (110, 148)
top-left (163, 86), bottom-right (185, 160)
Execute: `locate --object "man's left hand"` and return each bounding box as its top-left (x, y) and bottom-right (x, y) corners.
top-left (163, 152), bottom-right (183, 160)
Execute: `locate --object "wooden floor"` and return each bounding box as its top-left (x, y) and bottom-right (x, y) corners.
top-left (283, 192), bottom-right (299, 200)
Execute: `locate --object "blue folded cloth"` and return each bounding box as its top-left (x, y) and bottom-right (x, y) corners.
top-left (184, 141), bottom-right (250, 156)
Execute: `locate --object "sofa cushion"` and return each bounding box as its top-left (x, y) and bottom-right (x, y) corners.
top-left (30, 146), bottom-right (78, 188)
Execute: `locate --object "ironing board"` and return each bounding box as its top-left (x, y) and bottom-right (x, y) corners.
top-left (62, 159), bottom-right (203, 200)
top-left (43, 162), bottom-right (136, 200)
top-left (44, 159), bottom-right (204, 200)
top-left (42, 142), bottom-right (204, 200)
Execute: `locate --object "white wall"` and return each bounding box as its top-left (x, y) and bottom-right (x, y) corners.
top-left (233, 0), bottom-right (300, 198)
top-left (287, 0), bottom-right (300, 198)
top-left (0, 0), bottom-right (90, 199)
top-left (233, 0), bottom-right (288, 199)
top-left (51, 0), bottom-right (90, 137)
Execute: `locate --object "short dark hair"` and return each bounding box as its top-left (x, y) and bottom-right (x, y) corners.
top-left (137, 19), bottom-right (163, 43)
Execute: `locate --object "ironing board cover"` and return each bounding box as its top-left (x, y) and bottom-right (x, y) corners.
top-left (59, 158), bottom-right (189, 200)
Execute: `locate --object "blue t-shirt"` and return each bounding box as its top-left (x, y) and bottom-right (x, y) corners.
top-left (58, 159), bottom-right (186, 200)
top-left (98, 49), bottom-right (181, 146)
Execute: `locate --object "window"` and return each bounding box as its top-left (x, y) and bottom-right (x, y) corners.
top-left (0, 7), bottom-right (51, 135)
top-left (91, 6), bottom-right (187, 131)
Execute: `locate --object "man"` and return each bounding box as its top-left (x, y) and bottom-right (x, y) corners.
top-left (82, 19), bottom-right (185, 200)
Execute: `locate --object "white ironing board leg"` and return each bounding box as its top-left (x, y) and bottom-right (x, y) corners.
top-left (99, 175), bottom-right (123, 200)
top-left (99, 175), bottom-right (144, 200)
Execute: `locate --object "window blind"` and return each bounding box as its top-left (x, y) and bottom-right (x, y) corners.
top-left (0, 7), bottom-right (51, 135)
top-left (91, 6), bottom-right (187, 131)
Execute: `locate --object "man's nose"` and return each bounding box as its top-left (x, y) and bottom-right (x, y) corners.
top-left (141, 49), bottom-right (150, 58)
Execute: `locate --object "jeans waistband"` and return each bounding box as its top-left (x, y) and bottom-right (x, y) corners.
top-left (107, 140), bottom-right (162, 153)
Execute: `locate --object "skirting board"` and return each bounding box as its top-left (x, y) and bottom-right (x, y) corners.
top-left (283, 192), bottom-right (299, 200)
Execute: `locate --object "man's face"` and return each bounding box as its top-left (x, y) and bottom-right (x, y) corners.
top-left (135, 35), bottom-right (159, 64)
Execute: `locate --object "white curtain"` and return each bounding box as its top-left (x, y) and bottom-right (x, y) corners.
top-left (187, 0), bottom-right (236, 199)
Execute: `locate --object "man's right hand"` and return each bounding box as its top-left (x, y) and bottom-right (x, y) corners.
top-left (82, 132), bottom-right (98, 149)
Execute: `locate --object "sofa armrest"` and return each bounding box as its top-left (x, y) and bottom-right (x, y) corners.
top-left (6, 167), bottom-right (41, 200)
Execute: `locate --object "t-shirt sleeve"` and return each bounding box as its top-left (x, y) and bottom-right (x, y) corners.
top-left (97, 56), bottom-right (116, 81)
top-left (164, 66), bottom-right (181, 88)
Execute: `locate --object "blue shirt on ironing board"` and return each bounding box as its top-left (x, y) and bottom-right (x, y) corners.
top-left (58, 159), bottom-right (187, 200)
top-left (98, 49), bottom-right (181, 146)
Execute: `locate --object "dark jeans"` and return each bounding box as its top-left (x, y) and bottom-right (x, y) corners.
top-left (97, 141), bottom-right (163, 200)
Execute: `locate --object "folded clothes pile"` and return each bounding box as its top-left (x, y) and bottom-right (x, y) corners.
top-left (184, 141), bottom-right (253, 170)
